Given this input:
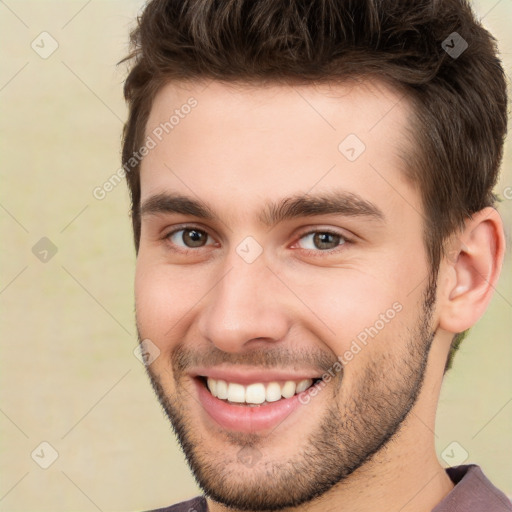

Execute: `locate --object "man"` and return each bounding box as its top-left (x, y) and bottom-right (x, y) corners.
top-left (121, 0), bottom-right (511, 510)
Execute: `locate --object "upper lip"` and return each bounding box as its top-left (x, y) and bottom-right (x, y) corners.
top-left (190, 366), bottom-right (322, 385)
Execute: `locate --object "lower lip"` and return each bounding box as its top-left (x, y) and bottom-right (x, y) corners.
top-left (194, 379), bottom-right (306, 433)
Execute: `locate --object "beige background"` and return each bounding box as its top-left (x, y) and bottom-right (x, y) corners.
top-left (0, 1), bottom-right (511, 511)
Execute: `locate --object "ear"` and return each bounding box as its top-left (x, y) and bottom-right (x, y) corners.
top-left (437, 207), bottom-right (505, 334)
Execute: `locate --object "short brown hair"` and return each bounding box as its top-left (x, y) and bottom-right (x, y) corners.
top-left (121, 0), bottom-right (508, 369)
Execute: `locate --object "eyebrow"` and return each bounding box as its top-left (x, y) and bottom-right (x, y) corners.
top-left (139, 190), bottom-right (384, 226)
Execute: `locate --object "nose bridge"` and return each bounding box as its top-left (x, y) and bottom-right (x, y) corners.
top-left (197, 249), bottom-right (290, 352)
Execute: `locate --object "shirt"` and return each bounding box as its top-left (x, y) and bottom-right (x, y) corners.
top-left (146, 464), bottom-right (512, 512)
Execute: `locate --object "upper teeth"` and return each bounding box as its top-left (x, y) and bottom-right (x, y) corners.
top-left (206, 378), bottom-right (314, 404)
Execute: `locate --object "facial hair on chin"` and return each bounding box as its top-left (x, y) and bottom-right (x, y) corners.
top-left (140, 282), bottom-right (437, 511)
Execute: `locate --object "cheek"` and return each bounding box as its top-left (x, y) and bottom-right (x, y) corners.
top-left (135, 241), bottom-right (427, 365)
top-left (289, 264), bottom-right (418, 360)
top-left (135, 257), bottom-right (197, 354)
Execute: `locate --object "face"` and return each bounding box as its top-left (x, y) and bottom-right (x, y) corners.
top-left (135, 79), bottom-right (438, 510)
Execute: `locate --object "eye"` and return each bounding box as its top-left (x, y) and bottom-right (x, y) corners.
top-left (162, 226), bottom-right (349, 255)
top-left (295, 230), bottom-right (348, 252)
top-left (166, 227), bottom-right (215, 250)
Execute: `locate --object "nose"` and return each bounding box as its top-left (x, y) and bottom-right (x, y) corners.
top-left (196, 252), bottom-right (291, 353)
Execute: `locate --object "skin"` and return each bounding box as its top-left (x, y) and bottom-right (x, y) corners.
top-left (134, 78), bottom-right (505, 512)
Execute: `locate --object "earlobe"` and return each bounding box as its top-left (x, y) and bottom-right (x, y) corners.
top-left (438, 207), bottom-right (505, 334)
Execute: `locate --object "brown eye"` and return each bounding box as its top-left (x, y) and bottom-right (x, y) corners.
top-left (167, 228), bottom-right (212, 248)
top-left (298, 231), bottom-right (346, 251)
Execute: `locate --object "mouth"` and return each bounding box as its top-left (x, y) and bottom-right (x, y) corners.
top-left (198, 376), bottom-right (321, 406)
top-left (192, 371), bottom-right (325, 432)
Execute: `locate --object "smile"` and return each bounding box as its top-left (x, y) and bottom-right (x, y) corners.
top-left (204, 377), bottom-right (316, 405)
top-left (193, 373), bottom-right (324, 432)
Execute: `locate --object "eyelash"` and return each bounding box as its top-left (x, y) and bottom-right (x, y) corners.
top-left (162, 224), bottom-right (351, 256)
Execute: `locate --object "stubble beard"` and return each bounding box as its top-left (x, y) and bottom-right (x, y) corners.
top-left (141, 283), bottom-right (437, 511)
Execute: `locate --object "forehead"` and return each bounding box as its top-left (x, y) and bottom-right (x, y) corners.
top-left (145, 76), bottom-right (411, 137)
top-left (140, 78), bottom-right (419, 224)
